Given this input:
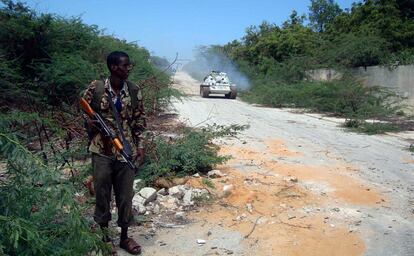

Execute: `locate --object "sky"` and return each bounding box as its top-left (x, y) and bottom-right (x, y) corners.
top-left (24, 0), bottom-right (356, 62)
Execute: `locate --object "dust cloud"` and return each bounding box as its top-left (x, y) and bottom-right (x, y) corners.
top-left (182, 50), bottom-right (251, 90)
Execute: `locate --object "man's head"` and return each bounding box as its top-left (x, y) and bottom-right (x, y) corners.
top-left (107, 51), bottom-right (132, 80)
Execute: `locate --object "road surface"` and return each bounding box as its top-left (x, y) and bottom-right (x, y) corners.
top-left (128, 72), bottom-right (414, 256)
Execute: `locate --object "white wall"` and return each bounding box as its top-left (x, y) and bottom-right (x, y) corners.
top-left (352, 65), bottom-right (414, 100)
top-left (307, 65), bottom-right (414, 105)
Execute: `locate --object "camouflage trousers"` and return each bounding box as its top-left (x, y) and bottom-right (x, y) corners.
top-left (92, 153), bottom-right (135, 228)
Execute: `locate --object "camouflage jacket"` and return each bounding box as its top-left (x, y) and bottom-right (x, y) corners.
top-left (83, 78), bottom-right (146, 160)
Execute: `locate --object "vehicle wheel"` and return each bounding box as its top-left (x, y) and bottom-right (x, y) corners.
top-left (229, 87), bottom-right (237, 99)
top-left (225, 92), bottom-right (231, 99)
top-left (201, 87), bottom-right (209, 98)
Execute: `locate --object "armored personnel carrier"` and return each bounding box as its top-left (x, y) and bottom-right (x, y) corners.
top-left (200, 71), bottom-right (237, 99)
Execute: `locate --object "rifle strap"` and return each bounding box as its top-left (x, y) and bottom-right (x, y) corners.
top-left (106, 79), bottom-right (133, 157)
top-left (91, 80), bottom-right (139, 113)
top-left (91, 81), bottom-right (105, 113)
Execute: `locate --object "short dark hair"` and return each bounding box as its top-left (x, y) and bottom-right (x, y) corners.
top-left (106, 51), bottom-right (129, 70)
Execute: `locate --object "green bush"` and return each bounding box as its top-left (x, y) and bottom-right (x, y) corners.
top-left (0, 115), bottom-right (107, 255)
top-left (138, 124), bottom-right (247, 184)
top-left (242, 79), bottom-right (401, 120)
top-left (0, 1), bottom-right (174, 111)
top-left (343, 119), bottom-right (400, 134)
top-left (323, 33), bottom-right (390, 67)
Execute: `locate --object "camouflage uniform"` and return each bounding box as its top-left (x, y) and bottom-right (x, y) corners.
top-left (83, 78), bottom-right (146, 228)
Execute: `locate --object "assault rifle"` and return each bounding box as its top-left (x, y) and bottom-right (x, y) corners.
top-left (80, 98), bottom-right (137, 171)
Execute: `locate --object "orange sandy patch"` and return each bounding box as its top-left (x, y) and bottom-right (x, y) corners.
top-left (267, 139), bottom-right (303, 157)
top-left (258, 215), bottom-right (365, 256)
top-left (219, 168), bottom-right (318, 211)
top-left (188, 166), bottom-right (364, 255)
top-left (220, 144), bottom-right (384, 206)
top-left (264, 161), bottom-right (384, 206)
top-left (187, 142), bottom-right (389, 255)
top-left (402, 156), bottom-right (414, 164)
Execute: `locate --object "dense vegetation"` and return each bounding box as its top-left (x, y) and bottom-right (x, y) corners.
top-left (184, 0), bottom-right (413, 132)
top-left (0, 114), bottom-right (107, 255)
top-left (0, 1), bottom-right (243, 253)
top-left (140, 124), bottom-right (247, 184)
top-left (1, 0), bottom-right (412, 253)
top-left (0, 0), bottom-right (173, 112)
top-left (221, 0), bottom-right (414, 72)
top-left (0, 1), bottom-right (221, 254)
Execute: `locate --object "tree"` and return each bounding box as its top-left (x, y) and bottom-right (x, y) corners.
top-left (396, 0), bottom-right (414, 19)
top-left (283, 10), bottom-right (306, 28)
top-left (309, 0), bottom-right (342, 32)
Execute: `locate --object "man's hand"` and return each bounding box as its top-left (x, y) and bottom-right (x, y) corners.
top-left (86, 117), bottom-right (100, 130)
top-left (135, 148), bottom-right (145, 166)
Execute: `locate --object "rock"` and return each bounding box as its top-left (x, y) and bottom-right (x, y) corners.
top-left (207, 170), bottom-right (226, 178)
top-left (175, 211), bottom-right (186, 221)
top-left (133, 179), bottom-right (143, 191)
top-left (235, 213), bottom-right (247, 221)
top-left (168, 185), bottom-right (189, 199)
top-left (192, 188), bottom-right (209, 197)
top-left (196, 239), bottom-right (206, 245)
top-left (303, 206), bottom-right (313, 213)
top-left (182, 188), bottom-right (209, 206)
top-left (257, 217), bottom-right (268, 225)
top-left (183, 190), bottom-right (194, 206)
top-left (139, 187), bottom-right (157, 204)
top-left (246, 203), bottom-right (253, 213)
top-left (146, 202), bottom-right (155, 212)
top-left (193, 173), bottom-right (201, 178)
top-left (132, 194), bottom-right (146, 206)
top-left (158, 241), bottom-right (167, 246)
top-left (153, 204), bottom-right (160, 214)
top-left (157, 188), bottom-right (167, 196)
top-left (223, 184), bottom-right (234, 195)
top-left (133, 203), bottom-right (146, 214)
top-left (155, 177), bottom-right (189, 188)
top-left (284, 176), bottom-right (298, 183)
top-left (158, 195), bottom-right (179, 210)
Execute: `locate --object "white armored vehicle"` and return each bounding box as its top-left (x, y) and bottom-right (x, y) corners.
top-left (200, 71), bottom-right (237, 99)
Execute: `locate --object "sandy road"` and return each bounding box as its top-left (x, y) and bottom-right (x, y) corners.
top-left (126, 72), bottom-right (414, 256)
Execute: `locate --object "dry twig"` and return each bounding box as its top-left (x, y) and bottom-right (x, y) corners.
top-left (244, 216), bottom-right (262, 239)
top-left (277, 220), bottom-right (311, 229)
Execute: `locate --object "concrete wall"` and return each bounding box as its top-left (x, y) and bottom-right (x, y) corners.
top-left (307, 65), bottom-right (414, 104)
top-left (306, 69), bottom-right (342, 81)
top-left (352, 65), bottom-right (414, 100)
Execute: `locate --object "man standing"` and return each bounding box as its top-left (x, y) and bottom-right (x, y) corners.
top-left (83, 51), bottom-right (145, 255)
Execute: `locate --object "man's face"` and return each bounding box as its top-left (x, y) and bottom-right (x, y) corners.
top-left (111, 56), bottom-right (132, 80)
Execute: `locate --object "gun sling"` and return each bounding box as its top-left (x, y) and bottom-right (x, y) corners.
top-left (107, 87), bottom-right (134, 160)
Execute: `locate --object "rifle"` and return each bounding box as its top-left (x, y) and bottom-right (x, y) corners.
top-left (80, 98), bottom-right (137, 171)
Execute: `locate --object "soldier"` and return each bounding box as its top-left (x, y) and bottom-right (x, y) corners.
top-left (83, 51), bottom-right (145, 255)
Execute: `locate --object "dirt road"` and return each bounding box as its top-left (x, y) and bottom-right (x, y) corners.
top-left (127, 72), bottom-right (414, 255)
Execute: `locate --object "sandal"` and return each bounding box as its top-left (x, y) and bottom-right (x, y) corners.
top-left (120, 238), bottom-right (142, 255)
